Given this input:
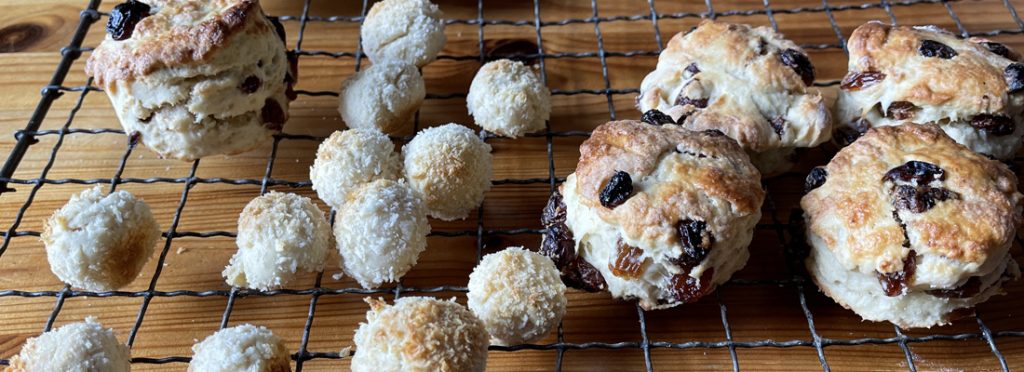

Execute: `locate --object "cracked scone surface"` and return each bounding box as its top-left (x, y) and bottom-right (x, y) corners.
top-left (836, 21), bottom-right (1024, 159)
top-left (467, 247), bottom-right (567, 345)
top-left (637, 19), bottom-right (832, 176)
top-left (541, 120), bottom-right (765, 310)
top-left (467, 59), bottom-right (551, 138)
top-left (189, 324), bottom-right (291, 372)
top-left (85, 0), bottom-right (294, 160)
top-left (5, 317), bottom-right (130, 372)
top-left (223, 192), bottom-right (332, 290)
top-left (310, 129), bottom-right (403, 210)
top-left (338, 61), bottom-right (425, 134)
top-left (402, 123), bottom-right (493, 220)
top-left (351, 297), bottom-right (489, 372)
top-left (42, 186), bottom-right (161, 292)
top-left (802, 123), bottom-right (1022, 328)
top-left (361, 0), bottom-right (446, 67)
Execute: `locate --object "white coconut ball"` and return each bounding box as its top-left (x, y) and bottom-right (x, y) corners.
top-left (338, 61), bottom-right (426, 134)
top-left (41, 186), bottom-right (161, 291)
top-left (467, 247), bottom-right (567, 345)
top-left (360, 0), bottom-right (446, 67)
top-left (351, 297), bottom-right (489, 372)
top-left (310, 128), bottom-right (402, 210)
top-left (402, 123), bottom-right (493, 220)
top-left (188, 324), bottom-right (290, 372)
top-left (467, 59), bottom-right (552, 138)
top-left (335, 179), bottom-right (429, 289)
top-left (222, 192), bottom-right (332, 290)
top-left (6, 317), bottom-right (130, 372)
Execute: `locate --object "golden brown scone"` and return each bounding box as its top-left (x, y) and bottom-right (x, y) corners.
top-left (637, 19), bottom-right (832, 176)
top-left (541, 120), bottom-right (765, 310)
top-left (802, 123), bottom-right (1022, 328)
top-left (836, 21), bottom-right (1024, 159)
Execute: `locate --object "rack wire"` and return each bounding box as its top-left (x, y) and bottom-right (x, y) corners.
top-left (0, 0), bottom-right (1022, 370)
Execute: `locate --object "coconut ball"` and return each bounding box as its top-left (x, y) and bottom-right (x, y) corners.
top-left (467, 247), bottom-right (567, 345)
top-left (402, 124), bottom-right (493, 220)
top-left (222, 192), bottom-right (332, 290)
top-left (351, 297), bottom-right (489, 372)
top-left (188, 324), bottom-right (290, 372)
top-left (467, 59), bottom-right (552, 138)
top-left (361, 0), bottom-right (446, 67)
top-left (335, 179), bottom-right (429, 289)
top-left (41, 186), bottom-right (161, 291)
top-left (310, 129), bottom-right (403, 210)
top-left (338, 61), bottom-right (426, 134)
top-left (6, 317), bottom-right (130, 372)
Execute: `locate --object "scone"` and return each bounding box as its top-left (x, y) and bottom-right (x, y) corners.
top-left (402, 124), bottom-right (493, 220)
top-left (836, 21), bottom-right (1024, 159)
top-left (637, 19), bottom-right (832, 176)
top-left (802, 123), bottom-right (1022, 328)
top-left (541, 120), bottom-right (765, 310)
top-left (338, 61), bottom-right (425, 134)
top-left (85, 0), bottom-right (296, 160)
top-left (42, 186), bottom-right (161, 291)
top-left (309, 129), bottom-right (402, 210)
top-left (222, 192), bottom-right (332, 290)
top-left (351, 297), bottom-right (488, 372)
top-left (361, 0), bottom-right (446, 67)
top-left (467, 59), bottom-right (552, 138)
top-left (189, 324), bottom-right (290, 372)
top-left (4, 317), bottom-right (130, 372)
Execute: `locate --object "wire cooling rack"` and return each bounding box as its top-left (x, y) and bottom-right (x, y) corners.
top-left (1, 0), bottom-right (1023, 370)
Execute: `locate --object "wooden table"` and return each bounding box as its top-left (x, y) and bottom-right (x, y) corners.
top-left (1, 0), bottom-right (1023, 370)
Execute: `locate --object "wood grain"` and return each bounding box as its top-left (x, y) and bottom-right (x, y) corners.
top-left (2, 0), bottom-right (1024, 371)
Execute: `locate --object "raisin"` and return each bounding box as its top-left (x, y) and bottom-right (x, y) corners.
top-left (927, 276), bottom-right (983, 298)
top-left (919, 40), bottom-right (958, 59)
top-left (883, 161), bottom-right (945, 184)
top-left (891, 185), bottom-right (957, 213)
top-left (260, 99), bottom-right (286, 131)
top-left (610, 240), bottom-right (648, 278)
top-left (641, 109), bottom-right (675, 126)
top-left (1006, 63), bottom-right (1024, 93)
top-left (685, 62), bottom-right (700, 75)
top-left (981, 41), bottom-right (1013, 60)
top-left (599, 171), bottom-right (633, 209)
top-left (779, 48), bottom-right (815, 86)
top-left (107, 0), bottom-right (151, 41)
top-left (673, 219), bottom-right (713, 269)
top-left (564, 256), bottom-right (606, 292)
top-left (240, 75), bottom-right (261, 94)
top-left (676, 96), bottom-right (709, 109)
top-left (703, 129), bottom-right (725, 137)
top-left (840, 71), bottom-right (886, 91)
top-left (769, 117), bottom-right (785, 136)
top-left (267, 16), bottom-right (287, 44)
top-left (541, 189), bottom-right (567, 227)
top-left (885, 101), bottom-right (918, 120)
top-left (541, 224), bottom-right (576, 269)
top-left (970, 114), bottom-right (1015, 136)
top-left (804, 167), bottom-right (827, 193)
top-left (286, 50), bottom-right (300, 83)
top-left (668, 268), bottom-right (715, 303)
top-left (879, 250), bottom-right (917, 296)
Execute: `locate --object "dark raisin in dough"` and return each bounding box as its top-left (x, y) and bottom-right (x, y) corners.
top-left (1006, 63), bottom-right (1024, 93)
top-left (240, 76), bottom-right (261, 94)
top-left (883, 161), bottom-right (945, 184)
top-left (676, 96), bottom-right (709, 109)
top-left (885, 101), bottom-right (918, 120)
top-left (970, 114), bottom-right (1015, 136)
top-left (641, 109), bottom-right (675, 126)
top-left (981, 41), bottom-right (1013, 60)
top-left (685, 62), bottom-right (700, 75)
top-left (260, 99), bottom-right (286, 131)
top-left (919, 40), bottom-right (958, 59)
top-left (667, 268), bottom-right (715, 303)
top-left (769, 117), bottom-right (785, 136)
top-left (267, 16), bottom-right (287, 44)
top-left (927, 276), bottom-right (983, 298)
top-left (107, 0), bottom-right (151, 41)
top-left (779, 49), bottom-right (815, 86)
top-left (599, 171), bottom-right (633, 209)
top-left (840, 71), bottom-right (886, 91)
top-left (878, 251), bottom-right (917, 296)
top-left (673, 219), bottom-right (713, 269)
top-left (804, 167), bottom-right (827, 193)
top-left (891, 185), bottom-right (956, 213)
top-left (564, 256), bottom-right (607, 292)
top-left (703, 129), bottom-right (725, 137)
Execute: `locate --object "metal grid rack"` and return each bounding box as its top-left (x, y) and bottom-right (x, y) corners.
top-left (0, 0), bottom-right (1023, 370)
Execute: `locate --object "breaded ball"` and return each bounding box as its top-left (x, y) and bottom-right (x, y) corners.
top-left (402, 124), bottom-right (493, 220)
top-left (222, 192), bottom-right (332, 290)
top-left (467, 247), bottom-right (567, 345)
top-left (310, 129), bottom-right (402, 210)
top-left (351, 297), bottom-right (489, 372)
top-left (5, 317), bottom-right (130, 372)
top-left (188, 324), bottom-right (290, 372)
top-left (361, 0), bottom-right (446, 67)
top-left (335, 179), bottom-right (430, 289)
top-left (338, 61), bottom-right (426, 134)
top-left (467, 59), bottom-right (551, 138)
top-left (42, 186), bottom-right (161, 291)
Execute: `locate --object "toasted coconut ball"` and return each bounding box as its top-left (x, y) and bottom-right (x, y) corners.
top-left (188, 324), bottom-right (290, 372)
top-left (5, 317), bottom-right (130, 372)
top-left (310, 129), bottom-right (403, 210)
top-left (222, 192), bottom-right (332, 290)
top-left (335, 179), bottom-right (430, 289)
top-left (402, 124), bottom-right (493, 220)
top-left (467, 59), bottom-right (552, 138)
top-left (351, 297), bottom-right (489, 372)
top-left (467, 247), bottom-right (567, 345)
top-left (41, 186), bottom-right (161, 292)
top-left (361, 0), bottom-right (446, 67)
top-left (338, 61), bottom-right (426, 134)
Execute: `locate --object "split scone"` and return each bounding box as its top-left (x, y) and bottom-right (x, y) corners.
top-left (637, 19), bottom-right (832, 176)
top-left (189, 324), bottom-right (290, 372)
top-left (86, 0), bottom-right (296, 160)
top-left (540, 120), bottom-right (765, 310)
top-left (836, 21), bottom-right (1024, 159)
top-left (5, 317), bottom-right (130, 372)
top-left (802, 123), bottom-right (1022, 328)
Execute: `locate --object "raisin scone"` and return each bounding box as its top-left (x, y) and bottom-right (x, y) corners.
top-left (86, 0), bottom-right (296, 160)
top-left (836, 21), bottom-right (1024, 159)
top-left (802, 123), bottom-right (1022, 328)
top-left (5, 318), bottom-right (130, 372)
top-left (637, 19), bottom-right (832, 176)
top-left (541, 120), bottom-right (765, 310)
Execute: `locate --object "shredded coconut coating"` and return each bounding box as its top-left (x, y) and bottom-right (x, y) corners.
top-left (310, 128), bottom-right (402, 210)
top-left (338, 61), bottom-right (426, 134)
top-left (402, 124), bottom-right (493, 220)
top-left (5, 317), bottom-right (130, 372)
top-left (360, 0), bottom-right (446, 67)
top-left (188, 324), bottom-right (291, 372)
top-left (467, 59), bottom-right (551, 138)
